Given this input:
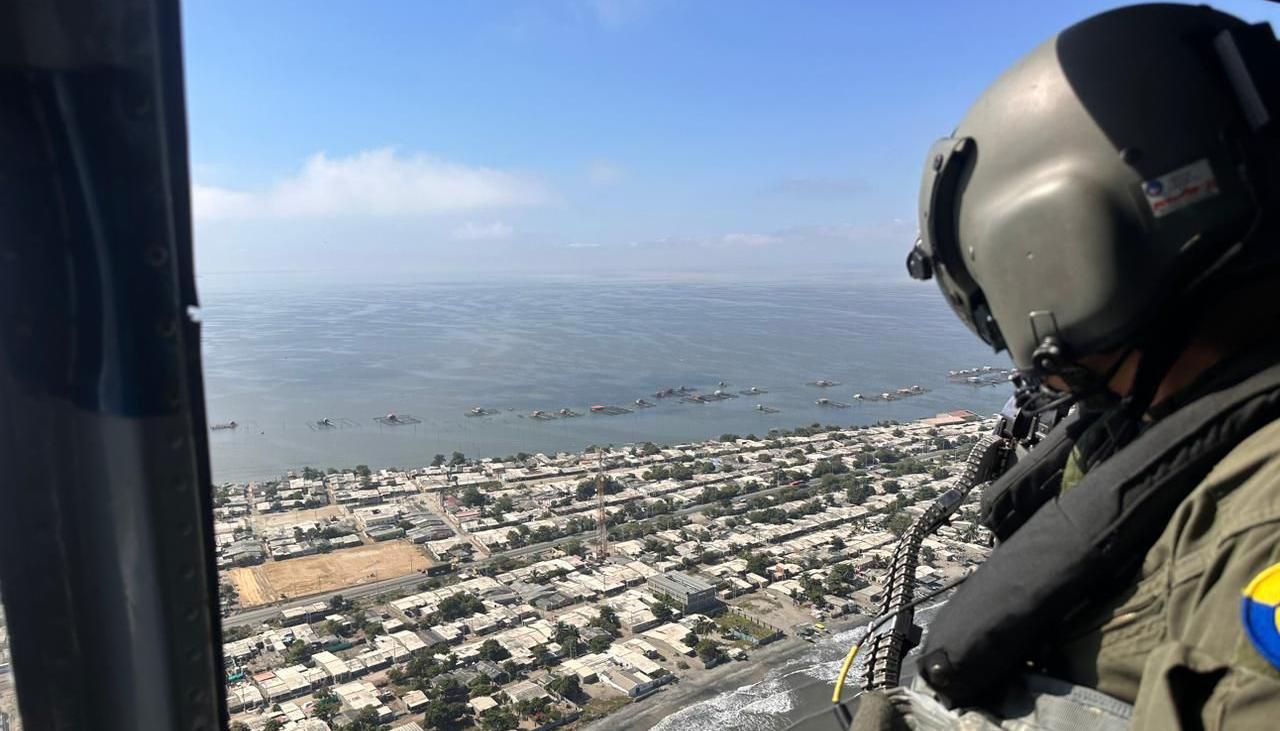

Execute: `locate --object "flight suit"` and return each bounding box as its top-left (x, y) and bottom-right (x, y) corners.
top-left (1051, 415), bottom-right (1280, 728)
top-left (852, 411), bottom-right (1280, 731)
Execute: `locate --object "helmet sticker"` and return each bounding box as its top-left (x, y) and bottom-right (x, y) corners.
top-left (1241, 562), bottom-right (1280, 670)
top-left (1142, 158), bottom-right (1219, 218)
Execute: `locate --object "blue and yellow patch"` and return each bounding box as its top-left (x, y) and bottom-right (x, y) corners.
top-left (1242, 563), bottom-right (1280, 670)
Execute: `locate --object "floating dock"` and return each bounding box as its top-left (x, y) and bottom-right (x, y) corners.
top-left (682, 389), bottom-right (737, 404)
top-left (755, 404), bottom-right (780, 414)
top-left (374, 413), bottom-right (421, 426)
top-left (739, 386), bottom-right (768, 395)
top-left (309, 417), bottom-right (357, 431)
top-left (465, 407), bottom-right (498, 417)
top-left (815, 398), bottom-right (849, 408)
top-left (806, 379), bottom-right (841, 388)
top-left (590, 405), bottom-right (632, 416)
top-left (948, 366), bottom-right (1015, 386)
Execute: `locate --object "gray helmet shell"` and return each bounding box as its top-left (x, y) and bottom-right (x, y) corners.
top-left (912, 4), bottom-right (1277, 373)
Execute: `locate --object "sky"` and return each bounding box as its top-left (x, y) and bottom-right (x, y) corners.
top-left (182, 0), bottom-right (1280, 281)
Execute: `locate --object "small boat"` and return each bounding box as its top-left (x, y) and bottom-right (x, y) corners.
top-left (211, 420), bottom-right (238, 431)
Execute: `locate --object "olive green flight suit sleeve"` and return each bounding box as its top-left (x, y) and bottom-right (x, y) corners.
top-left (1088, 418), bottom-right (1280, 730)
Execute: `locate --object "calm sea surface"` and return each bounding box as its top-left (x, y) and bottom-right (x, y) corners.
top-left (199, 274), bottom-right (1014, 483)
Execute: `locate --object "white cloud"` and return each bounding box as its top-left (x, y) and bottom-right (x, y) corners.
top-left (452, 221), bottom-right (514, 241)
top-left (720, 232), bottom-right (783, 247)
top-left (586, 159), bottom-right (624, 185)
top-left (192, 148), bottom-right (548, 221)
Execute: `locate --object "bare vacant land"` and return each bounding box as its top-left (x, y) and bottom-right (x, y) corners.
top-left (731, 591), bottom-right (815, 631)
top-left (249, 505), bottom-right (347, 531)
top-left (228, 541), bottom-right (433, 607)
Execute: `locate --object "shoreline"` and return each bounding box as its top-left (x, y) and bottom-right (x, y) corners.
top-left (582, 614), bottom-right (869, 731)
top-left (212, 406), bottom-right (989, 485)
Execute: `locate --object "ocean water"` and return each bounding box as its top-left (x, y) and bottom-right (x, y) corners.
top-left (648, 603), bottom-right (944, 731)
top-left (649, 624), bottom-right (871, 731)
top-left (199, 273), bottom-right (1014, 483)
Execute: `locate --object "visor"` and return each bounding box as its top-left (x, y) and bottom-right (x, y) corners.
top-left (909, 136), bottom-right (1007, 352)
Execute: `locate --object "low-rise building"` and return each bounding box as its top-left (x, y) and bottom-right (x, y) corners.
top-left (646, 571), bottom-right (718, 613)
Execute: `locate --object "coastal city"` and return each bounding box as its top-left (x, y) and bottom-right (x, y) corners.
top-left (210, 409), bottom-right (997, 731)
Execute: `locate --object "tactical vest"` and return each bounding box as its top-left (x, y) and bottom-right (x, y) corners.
top-left (918, 356), bottom-right (1280, 706)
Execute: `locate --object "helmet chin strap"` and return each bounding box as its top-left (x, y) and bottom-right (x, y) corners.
top-left (1015, 311), bottom-right (1195, 424)
top-left (1013, 347), bottom-right (1133, 416)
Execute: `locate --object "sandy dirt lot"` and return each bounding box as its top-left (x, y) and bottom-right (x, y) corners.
top-left (249, 505), bottom-right (347, 531)
top-left (228, 541), bottom-right (433, 607)
top-left (730, 590), bottom-right (817, 631)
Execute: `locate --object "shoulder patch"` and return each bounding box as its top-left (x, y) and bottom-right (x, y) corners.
top-left (1242, 562), bottom-right (1280, 670)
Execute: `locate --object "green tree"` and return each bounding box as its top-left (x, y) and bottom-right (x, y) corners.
top-left (745, 552), bottom-right (771, 576)
top-left (354, 464), bottom-right (371, 477)
top-left (886, 512), bottom-right (913, 536)
top-left (593, 605), bottom-right (620, 635)
top-left (432, 454), bottom-right (446, 467)
top-left (424, 696), bottom-right (471, 731)
top-left (695, 638), bottom-right (727, 665)
top-left (548, 673), bottom-right (582, 699)
top-left (340, 707), bottom-right (381, 731)
top-left (450, 451), bottom-right (467, 466)
top-left (312, 687), bottom-right (341, 721)
top-left (588, 634), bottom-right (612, 653)
top-left (480, 706), bottom-right (519, 731)
top-left (284, 640), bottom-right (312, 665)
top-left (652, 602), bottom-right (673, 622)
top-left (436, 593), bottom-right (485, 620)
top-left (492, 495), bottom-right (514, 515)
top-left (478, 638), bottom-right (511, 661)
top-left (264, 721), bottom-right (284, 731)
top-left (461, 486), bottom-right (487, 507)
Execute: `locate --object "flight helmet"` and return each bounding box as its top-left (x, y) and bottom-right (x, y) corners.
top-left (907, 3), bottom-right (1280, 393)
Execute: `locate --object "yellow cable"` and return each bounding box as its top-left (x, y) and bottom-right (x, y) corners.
top-left (831, 643), bottom-right (860, 704)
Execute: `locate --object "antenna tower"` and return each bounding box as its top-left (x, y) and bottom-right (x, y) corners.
top-left (596, 446), bottom-right (609, 560)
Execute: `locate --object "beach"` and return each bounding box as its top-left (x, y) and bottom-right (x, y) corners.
top-left (586, 614), bottom-right (870, 731)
